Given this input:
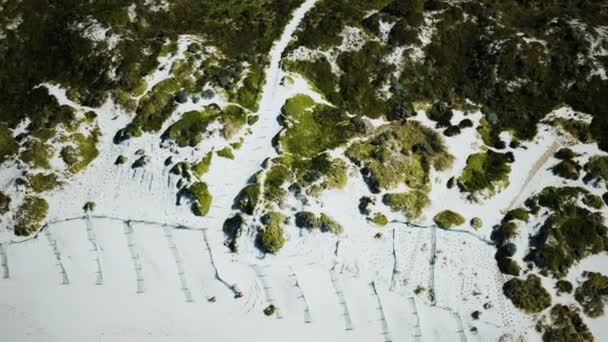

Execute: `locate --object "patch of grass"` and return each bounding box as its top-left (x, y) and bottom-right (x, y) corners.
top-left (14, 196), bottom-right (48, 236)
top-left (216, 147), bottom-right (235, 160)
top-left (236, 183), bottom-right (260, 215)
top-left (574, 271), bottom-right (608, 318)
top-left (382, 191), bottom-right (430, 220)
top-left (433, 210), bottom-right (466, 229)
top-left (555, 280), bottom-right (573, 296)
top-left (503, 274), bottom-right (552, 314)
top-left (258, 212), bottom-right (286, 254)
top-left (193, 152), bottom-right (213, 178)
top-left (27, 172), bottom-right (62, 193)
top-left (185, 182), bottom-right (212, 216)
top-left (458, 150), bottom-right (511, 201)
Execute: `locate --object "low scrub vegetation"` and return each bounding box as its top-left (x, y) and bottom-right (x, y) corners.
top-left (433, 210), bottom-right (465, 229)
top-left (503, 275), bottom-right (551, 314)
top-left (14, 196), bottom-right (49, 236)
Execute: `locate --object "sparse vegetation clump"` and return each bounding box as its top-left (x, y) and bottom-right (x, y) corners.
top-left (115, 155), bottom-right (128, 165)
top-left (538, 305), bottom-right (593, 342)
top-left (382, 191), bottom-right (430, 220)
top-left (258, 212), bottom-right (286, 254)
top-left (503, 275), bottom-right (552, 314)
top-left (551, 159), bottom-right (582, 180)
top-left (263, 304), bottom-right (276, 316)
top-left (14, 196), bottom-right (49, 236)
top-left (193, 152), bottom-right (213, 178)
top-left (60, 128), bottom-right (101, 174)
top-left (0, 124), bottom-right (18, 164)
top-left (223, 214), bottom-right (244, 253)
top-left (185, 182), bottom-right (212, 216)
top-left (574, 271), bottom-right (608, 318)
top-left (458, 150), bottom-right (511, 201)
top-left (433, 210), bottom-right (465, 229)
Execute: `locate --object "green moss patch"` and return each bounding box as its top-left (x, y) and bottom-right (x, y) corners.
top-left (185, 182), bottom-right (212, 216)
top-left (14, 196), bottom-right (49, 236)
top-left (162, 109), bottom-right (217, 147)
top-left (382, 191), bottom-right (430, 220)
top-left (193, 152), bottom-right (213, 178)
top-left (60, 128), bottom-right (101, 174)
top-left (503, 275), bottom-right (551, 314)
top-left (264, 164), bottom-right (293, 202)
top-left (258, 212), bottom-right (286, 254)
top-left (370, 213), bottom-right (388, 227)
top-left (20, 139), bottom-right (53, 169)
top-left (458, 150), bottom-right (511, 201)
top-left (433, 210), bottom-right (465, 229)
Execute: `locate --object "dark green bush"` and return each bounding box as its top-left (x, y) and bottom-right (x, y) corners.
top-left (503, 274), bottom-right (551, 313)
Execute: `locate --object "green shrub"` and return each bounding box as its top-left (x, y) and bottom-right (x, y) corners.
top-left (503, 275), bottom-right (551, 313)
top-left (539, 305), bottom-right (593, 342)
top-left (458, 150), bottom-right (511, 201)
top-left (555, 280), bottom-right (573, 295)
top-left (504, 208), bottom-right (530, 222)
top-left (433, 210), bottom-right (465, 229)
top-left (574, 271), bottom-right (608, 318)
top-left (383, 191), bottom-right (430, 220)
top-left (258, 212), bottom-right (286, 254)
top-left (236, 183), bottom-right (260, 215)
top-left (14, 196), bottom-right (49, 236)
top-left (20, 140), bottom-right (53, 169)
top-left (470, 217), bottom-right (483, 229)
top-left (551, 159), bottom-right (581, 180)
top-left (264, 164), bottom-right (292, 202)
top-left (61, 129), bottom-right (101, 173)
top-left (295, 211), bottom-right (318, 229)
top-left (582, 193), bottom-right (604, 209)
top-left (318, 214), bottom-right (343, 234)
top-left (584, 155), bottom-right (608, 185)
top-left (162, 110), bottom-right (216, 147)
top-left (554, 148), bottom-right (577, 160)
top-left (186, 182), bottom-right (212, 216)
